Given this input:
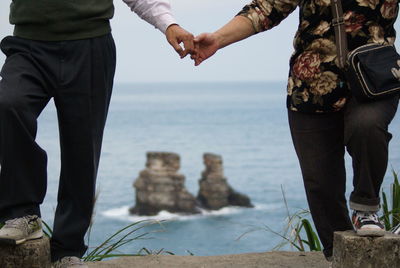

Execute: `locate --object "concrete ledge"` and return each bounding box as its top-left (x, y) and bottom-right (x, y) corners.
top-left (88, 252), bottom-right (328, 268)
top-left (0, 237), bottom-right (51, 268)
top-left (333, 231), bottom-right (400, 268)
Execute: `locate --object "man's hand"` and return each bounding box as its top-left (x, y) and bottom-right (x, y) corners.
top-left (165, 24), bottom-right (195, 59)
top-left (192, 33), bottom-right (221, 66)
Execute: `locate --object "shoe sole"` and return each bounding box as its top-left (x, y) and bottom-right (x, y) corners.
top-left (0, 229), bottom-right (43, 246)
top-left (356, 229), bottom-right (386, 237)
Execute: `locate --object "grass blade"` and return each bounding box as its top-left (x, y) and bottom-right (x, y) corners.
top-left (382, 191), bottom-right (391, 230)
top-left (85, 220), bottom-right (149, 259)
top-left (42, 220), bottom-right (53, 238)
top-left (301, 219), bottom-right (317, 251)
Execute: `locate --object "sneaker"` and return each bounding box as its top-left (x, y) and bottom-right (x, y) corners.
top-left (352, 210), bottom-right (385, 237)
top-left (0, 215), bottom-right (43, 245)
top-left (392, 223), bottom-right (400, 234)
top-left (52, 256), bottom-right (88, 268)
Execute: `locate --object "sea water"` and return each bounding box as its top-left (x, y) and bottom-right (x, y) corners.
top-left (37, 81), bottom-right (400, 256)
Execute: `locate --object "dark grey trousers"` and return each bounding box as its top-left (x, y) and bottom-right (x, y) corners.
top-left (0, 34), bottom-right (116, 261)
top-left (288, 95), bottom-right (399, 258)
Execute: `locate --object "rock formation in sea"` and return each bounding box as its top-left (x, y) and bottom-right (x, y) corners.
top-left (130, 152), bottom-right (200, 216)
top-left (197, 153), bottom-right (254, 210)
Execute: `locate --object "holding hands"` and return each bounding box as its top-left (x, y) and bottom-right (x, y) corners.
top-left (167, 16), bottom-right (255, 65)
top-left (165, 24), bottom-right (220, 64)
top-left (165, 25), bottom-right (220, 64)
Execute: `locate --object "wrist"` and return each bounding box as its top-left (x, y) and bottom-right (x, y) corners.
top-left (165, 23), bottom-right (179, 33)
top-left (213, 31), bottom-right (225, 49)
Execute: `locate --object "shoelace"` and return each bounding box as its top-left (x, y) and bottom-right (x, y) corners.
top-left (357, 212), bottom-right (380, 224)
top-left (4, 216), bottom-right (38, 232)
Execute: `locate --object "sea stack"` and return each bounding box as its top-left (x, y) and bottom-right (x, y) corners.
top-left (130, 152), bottom-right (199, 216)
top-left (197, 153), bottom-right (253, 210)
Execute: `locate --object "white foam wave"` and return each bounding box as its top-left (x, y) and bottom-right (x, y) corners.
top-left (101, 203), bottom-right (278, 222)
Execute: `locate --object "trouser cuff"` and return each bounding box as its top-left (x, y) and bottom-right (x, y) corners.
top-left (349, 201), bottom-right (380, 212)
top-left (50, 246), bottom-right (88, 262)
top-left (0, 205), bottom-right (41, 223)
top-left (349, 192), bottom-right (380, 212)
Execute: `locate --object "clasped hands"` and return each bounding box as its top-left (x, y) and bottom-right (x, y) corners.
top-left (166, 24), bottom-right (220, 66)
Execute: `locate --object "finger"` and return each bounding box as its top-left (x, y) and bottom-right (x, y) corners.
top-left (175, 45), bottom-right (185, 57)
top-left (182, 40), bottom-right (197, 59)
top-left (183, 37), bottom-right (195, 53)
top-left (180, 49), bottom-right (190, 59)
top-left (194, 56), bottom-right (203, 66)
top-left (177, 47), bottom-right (186, 58)
top-left (191, 53), bottom-right (200, 62)
top-left (191, 43), bottom-right (200, 58)
top-left (189, 50), bottom-right (198, 59)
top-left (182, 46), bottom-right (193, 58)
top-left (168, 38), bottom-right (185, 57)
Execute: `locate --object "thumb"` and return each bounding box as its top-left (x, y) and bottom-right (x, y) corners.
top-left (194, 33), bottom-right (208, 43)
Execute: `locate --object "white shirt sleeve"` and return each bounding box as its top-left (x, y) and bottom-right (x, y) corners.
top-left (122, 0), bottom-right (178, 34)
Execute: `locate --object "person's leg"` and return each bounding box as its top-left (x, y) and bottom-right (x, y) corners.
top-left (0, 36), bottom-right (51, 222)
top-left (50, 34), bottom-right (116, 261)
top-left (345, 95), bottom-right (399, 212)
top-left (288, 110), bottom-right (353, 259)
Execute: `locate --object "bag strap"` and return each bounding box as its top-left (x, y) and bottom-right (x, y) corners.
top-left (331, 0), bottom-right (348, 69)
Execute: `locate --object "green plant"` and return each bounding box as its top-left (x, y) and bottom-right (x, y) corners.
top-left (39, 188), bottom-right (171, 261)
top-left (186, 250), bottom-right (195, 256)
top-left (138, 247), bottom-right (175, 256)
top-left (238, 186), bottom-right (322, 252)
top-left (42, 220), bottom-right (53, 238)
top-left (42, 219), bottom-right (166, 262)
top-left (239, 170), bottom-right (400, 252)
top-left (300, 217), bottom-right (321, 251)
top-left (86, 189), bottom-right (100, 248)
top-left (271, 186), bottom-right (321, 252)
top-left (83, 220), bottom-right (163, 261)
top-left (381, 170), bottom-right (400, 231)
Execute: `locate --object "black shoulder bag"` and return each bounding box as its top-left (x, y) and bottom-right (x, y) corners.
top-left (331, 0), bottom-right (400, 102)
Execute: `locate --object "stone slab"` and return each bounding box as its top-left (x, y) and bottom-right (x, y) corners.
top-left (333, 230), bottom-right (400, 268)
top-left (0, 236), bottom-right (51, 268)
top-left (88, 251), bottom-right (328, 268)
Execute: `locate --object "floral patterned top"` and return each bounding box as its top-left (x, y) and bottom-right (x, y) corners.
top-left (238, 0), bottom-right (399, 113)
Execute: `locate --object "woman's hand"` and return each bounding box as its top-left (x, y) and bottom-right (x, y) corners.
top-left (191, 16), bottom-right (256, 66)
top-left (192, 33), bottom-right (222, 66)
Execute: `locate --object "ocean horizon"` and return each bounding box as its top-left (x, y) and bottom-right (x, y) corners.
top-left (35, 81), bottom-right (400, 256)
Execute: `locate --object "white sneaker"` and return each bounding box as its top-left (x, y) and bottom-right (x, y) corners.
top-left (0, 215), bottom-right (43, 245)
top-left (352, 210), bottom-right (386, 237)
top-left (52, 256), bottom-right (88, 268)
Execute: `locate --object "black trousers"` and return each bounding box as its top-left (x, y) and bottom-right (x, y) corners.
top-left (288, 95), bottom-right (399, 258)
top-left (0, 34), bottom-right (116, 261)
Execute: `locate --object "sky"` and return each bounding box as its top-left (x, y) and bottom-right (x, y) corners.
top-left (0, 1), bottom-right (399, 83)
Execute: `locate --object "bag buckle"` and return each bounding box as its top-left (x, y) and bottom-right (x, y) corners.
top-left (332, 17), bottom-right (344, 26)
